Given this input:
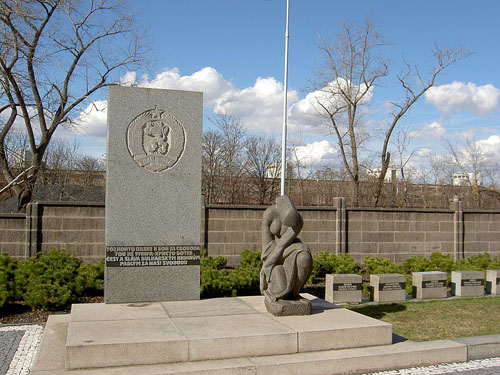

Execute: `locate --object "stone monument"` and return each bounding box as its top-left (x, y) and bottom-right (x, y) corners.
top-left (325, 274), bottom-right (363, 304)
top-left (412, 271), bottom-right (447, 300)
top-left (260, 195), bottom-right (313, 316)
top-left (105, 86), bottom-right (202, 303)
top-left (451, 270), bottom-right (484, 297)
top-left (369, 273), bottom-right (406, 303)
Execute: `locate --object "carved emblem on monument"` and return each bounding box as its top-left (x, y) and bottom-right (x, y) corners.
top-left (126, 106), bottom-right (186, 172)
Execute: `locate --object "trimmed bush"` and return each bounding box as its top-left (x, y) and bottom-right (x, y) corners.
top-left (364, 256), bottom-right (402, 275)
top-left (0, 253), bottom-right (19, 306)
top-left (77, 260), bottom-right (104, 296)
top-left (309, 252), bottom-right (360, 283)
top-left (200, 250), bottom-right (261, 298)
top-left (14, 248), bottom-right (84, 310)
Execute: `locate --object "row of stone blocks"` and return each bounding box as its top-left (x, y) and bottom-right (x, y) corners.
top-left (326, 269), bottom-right (500, 303)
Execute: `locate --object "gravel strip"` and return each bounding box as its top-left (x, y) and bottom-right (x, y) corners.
top-left (0, 325), bottom-right (43, 375)
top-left (366, 356), bottom-right (500, 375)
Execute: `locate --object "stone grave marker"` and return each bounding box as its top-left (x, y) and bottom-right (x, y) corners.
top-left (369, 273), bottom-right (406, 303)
top-left (105, 86), bottom-right (202, 303)
top-left (451, 270), bottom-right (484, 297)
top-left (486, 269), bottom-right (500, 295)
top-left (325, 274), bottom-right (362, 304)
top-left (412, 271), bottom-right (447, 300)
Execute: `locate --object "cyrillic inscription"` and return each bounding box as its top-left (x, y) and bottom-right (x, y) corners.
top-left (332, 283), bottom-right (362, 292)
top-left (461, 279), bottom-right (484, 287)
top-left (106, 245), bottom-right (200, 267)
top-left (379, 282), bottom-right (405, 291)
top-left (422, 280), bottom-right (447, 288)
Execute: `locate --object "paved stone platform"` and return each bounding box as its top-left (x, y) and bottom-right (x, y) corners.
top-left (29, 294), bottom-right (475, 374)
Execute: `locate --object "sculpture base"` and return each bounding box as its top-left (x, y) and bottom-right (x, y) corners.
top-left (264, 293), bottom-right (312, 316)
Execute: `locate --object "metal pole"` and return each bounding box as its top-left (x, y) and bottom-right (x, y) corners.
top-left (280, 0), bottom-right (290, 196)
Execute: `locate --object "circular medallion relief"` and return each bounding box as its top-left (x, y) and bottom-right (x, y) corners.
top-left (126, 106), bottom-right (186, 172)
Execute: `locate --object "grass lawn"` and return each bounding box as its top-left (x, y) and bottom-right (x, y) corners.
top-left (350, 296), bottom-right (500, 341)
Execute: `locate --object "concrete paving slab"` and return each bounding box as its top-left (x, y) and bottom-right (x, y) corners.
top-left (171, 313), bottom-right (297, 361)
top-left (32, 357), bottom-right (255, 375)
top-left (162, 297), bottom-right (258, 317)
top-left (274, 307), bottom-right (393, 352)
top-left (66, 318), bottom-right (188, 369)
top-left (70, 302), bottom-right (167, 321)
top-left (31, 315), bottom-right (69, 372)
top-left (453, 334), bottom-right (500, 359)
top-left (250, 339), bottom-right (467, 375)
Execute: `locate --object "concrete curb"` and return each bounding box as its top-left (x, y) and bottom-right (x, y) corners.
top-left (452, 334), bottom-right (500, 360)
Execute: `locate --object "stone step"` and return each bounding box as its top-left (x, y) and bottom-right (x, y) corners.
top-left (64, 295), bottom-right (393, 369)
top-left (32, 314), bottom-right (467, 375)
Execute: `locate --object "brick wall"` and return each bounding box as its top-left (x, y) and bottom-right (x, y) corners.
top-left (347, 209), bottom-right (454, 264)
top-left (0, 213), bottom-right (26, 260)
top-left (38, 203), bottom-right (105, 262)
top-left (202, 206), bottom-right (337, 264)
top-left (1, 200), bottom-right (500, 264)
top-left (464, 212), bottom-right (500, 257)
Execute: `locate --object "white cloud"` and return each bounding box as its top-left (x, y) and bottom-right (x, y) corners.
top-left (411, 121), bottom-right (447, 139)
top-left (476, 134), bottom-right (500, 159)
top-left (425, 81), bottom-right (500, 116)
top-left (74, 100), bottom-right (107, 138)
top-left (214, 76), bottom-right (298, 133)
top-left (139, 67), bottom-right (234, 107)
top-left (292, 140), bottom-right (338, 167)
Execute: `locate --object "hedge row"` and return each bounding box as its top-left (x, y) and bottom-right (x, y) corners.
top-left (2, 249), bottom-right (499, 311)
top-left (0, 249), bottom-right (104, 310)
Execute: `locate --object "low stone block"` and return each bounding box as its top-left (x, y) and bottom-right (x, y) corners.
top-left (451, 270), bottom-right (484, 297)
top-left (369, 273), bottom-right (406, 302)
top-left (486, 269), bottom-right (500, 295)
top-left (325, 274), bottom-right (362, 304)
top-left (412, 271), bottom-right (447, 300)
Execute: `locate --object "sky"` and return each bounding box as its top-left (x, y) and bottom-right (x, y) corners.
top-left (68, 0), bottom-right (500, 179)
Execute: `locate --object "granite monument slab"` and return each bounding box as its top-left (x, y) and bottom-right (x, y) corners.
top-left (325, 274), bottom-right (362, 304)
top-left (369, 273), bottom-right (406, 303)
top-left (486, 269), bottom-right (500, 295)
top-left (451, 270), bottom-right (484, 297)
top-left (105, 86), bottom-right (202, 303)
top-left (412, 271), bottom-right (448, 300)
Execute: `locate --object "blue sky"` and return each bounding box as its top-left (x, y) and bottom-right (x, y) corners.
top-left (71, 0), bottom-right (500, 179)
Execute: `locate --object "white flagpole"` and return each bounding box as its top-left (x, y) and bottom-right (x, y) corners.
top-left (280, 0), bottom-right (290, 196)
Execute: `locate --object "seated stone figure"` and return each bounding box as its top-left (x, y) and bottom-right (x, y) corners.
top-left (260, 195), bottom-right (313, 315)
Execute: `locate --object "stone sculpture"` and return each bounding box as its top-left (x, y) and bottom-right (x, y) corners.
top-left (260, 195), bottom-right (313, 315)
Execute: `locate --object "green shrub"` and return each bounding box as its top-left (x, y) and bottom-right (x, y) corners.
top-left (309, 252), bottom-right (360, 283)
top-left (239, 250), bottom-right (262, 269)
top-left (429, 252), bottom-right (454, 273)
top-left (77, 260), bottom-right (104, 296)
top-left (200, 255), bottom-right (227, 270)
top-left (401, 256), bottom-right (432, 275)
top-left (0, 253), bottom-right (19, 303)
top-left (0, 269), bottom-right (7, 308)
top-left (200, 251), bottom-right (261, 298)
top-left (364, 256), bottom-right (402, 275)
top-left (15, 248), bottom-right (84, 310)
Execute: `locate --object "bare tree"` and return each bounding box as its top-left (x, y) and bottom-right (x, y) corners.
top-left (209, 114), bottom-right (248, 204)
top-left (309, 19), bottom-right (469, 206)
top-left (202, 130), bottom-right (224, 204)
top-left (0, 0), bottom-right (146, 210)
top-left (246, 135), bottom-right (280, 205)
top-left (445, 134), bottom-right (494, 208)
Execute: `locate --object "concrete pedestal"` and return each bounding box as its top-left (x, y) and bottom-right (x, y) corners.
top-left (31, 295), bottom-right (470, 375)
top-left (486, 270), bottom-right (500, 295)
top-left (325, 274), bottom-right (362, 304)
top-left (451, 270), bottom-right (484, 297)
top-left (412, 271), bottom-right (447, 300)
top-left (369, 273), bottom-right (406, 303)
